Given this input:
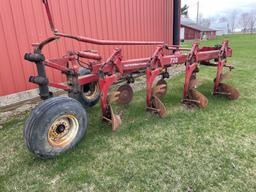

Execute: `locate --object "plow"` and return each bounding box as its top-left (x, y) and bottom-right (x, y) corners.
top-left (23, 0), bottom-right (239, 159)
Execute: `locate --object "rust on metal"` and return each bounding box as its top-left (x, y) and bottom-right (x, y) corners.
top-left (150, 96), bottom-right (167, 118)
top-left (110, 105), bottom-right (122, 132)
top-left (116, 84), bottom-right (133, 105)
top-left (107, 91), bottom-right (121, 103)
top-left (188, 89), bottom-right (208, 108)
top-left (218, 83), bottom-right (240, 100)
top-left (189, 78), bottom-right (200, 89)
top-left (155, 79), bottom-right (168, 98)
top-left (48, 114), bottom-right (79, 147)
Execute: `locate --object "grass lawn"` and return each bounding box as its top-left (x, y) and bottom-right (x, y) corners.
top-left (0, 34), bottom-right (256, 192)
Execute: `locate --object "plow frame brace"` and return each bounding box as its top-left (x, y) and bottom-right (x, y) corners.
top-left (183, 43), bottom-right (199, 99)
top-left (99, 49), bottom-right (123, 118)
top-left (145, 46), bottom-right (165, 107)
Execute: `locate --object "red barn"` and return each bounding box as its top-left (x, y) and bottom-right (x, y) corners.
top-left (180, 17), bottom-right (216, 41)
top-left (0, 0), bottom-right (180, 98)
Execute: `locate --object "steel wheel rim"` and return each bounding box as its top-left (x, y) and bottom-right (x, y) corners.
top-left (82, 82), bottom-right (99, 100)
top-left (48, 114), bottom-right (79, 147)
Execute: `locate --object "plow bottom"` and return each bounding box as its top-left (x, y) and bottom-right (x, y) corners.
top-left (148, 96), bottom-right (167, 118)
top-left (102, 105), bottom-right (122, 132)
top-left (186, 89), bottom-right (208, 108)
top-left (110, 106), bottom-right (122, 132)
top-left (218, 83), bottom-right (240, 100)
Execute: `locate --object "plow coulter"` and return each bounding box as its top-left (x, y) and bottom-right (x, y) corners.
top-left (23, 0), bottom-right (239, 159)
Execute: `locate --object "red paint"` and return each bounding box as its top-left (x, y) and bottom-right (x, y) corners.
top-left (0, 0), bottom-right (174, 96)
top-left (182, 25), bottom-right (217, 40)
top-left (146, 68), bottom-right (162, 106)
top-left (184, 27), bottom-right (202, 40)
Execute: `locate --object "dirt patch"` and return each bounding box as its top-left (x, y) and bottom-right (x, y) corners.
top-left (0, 104), bottom-right (36, 125)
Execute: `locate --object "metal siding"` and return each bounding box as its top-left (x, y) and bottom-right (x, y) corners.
top-left (184, 27), bottom-right (200, 40)
top-left (0, 0), bottom-right (174, 96)
top-left (206, 31), bottom-right (216, 40)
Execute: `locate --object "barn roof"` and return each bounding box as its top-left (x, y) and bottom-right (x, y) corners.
top-left (181, 17), bottom-right (216, 32)
top-left (182, 23), bottom-right (216, 32)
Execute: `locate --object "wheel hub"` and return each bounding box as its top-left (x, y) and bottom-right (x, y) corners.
top-left (82, 82), bottom-right (100, 100)
top-left (48, 115), bottom-right (79, 147)
top-left (56, 124), bottom-right (66, 134)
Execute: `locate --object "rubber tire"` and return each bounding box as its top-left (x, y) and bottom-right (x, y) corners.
top-left (69, 82), bottom-right (100, 108)
top-left (23, 96), bottom-right (87, 159)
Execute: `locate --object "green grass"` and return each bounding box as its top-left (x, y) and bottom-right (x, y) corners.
top-left (1, 34), bottom-right (256, 192)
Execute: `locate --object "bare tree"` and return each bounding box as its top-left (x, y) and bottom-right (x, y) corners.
top-left (228, 11), bottom-right (237, 33)
top-left (198, 13), bottom-right (211, 27)
top-left (197, 13), bottom-right (203, 24)
top-left (198, 14), bottom-right (211, 27)
top-left (248, 11), bottom-right (256, 34)
top-left (239, 13), bottom-right (250, 33)
top-left (219, 17), bottom-right (228, 22)
top-left (200, 18), bottom-right (211, 27)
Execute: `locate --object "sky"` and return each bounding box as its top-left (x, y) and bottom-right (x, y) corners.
top-left (182, 0), bottom-right (256, 20)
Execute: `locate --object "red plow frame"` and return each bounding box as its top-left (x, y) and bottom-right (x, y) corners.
top-left (23, 0), bottom-right (239, 158)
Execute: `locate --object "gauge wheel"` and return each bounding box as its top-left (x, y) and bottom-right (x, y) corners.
top-left (69, 81), bottom-right (100, 108)
top-left (23, 96), bottom-right (87, 159)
